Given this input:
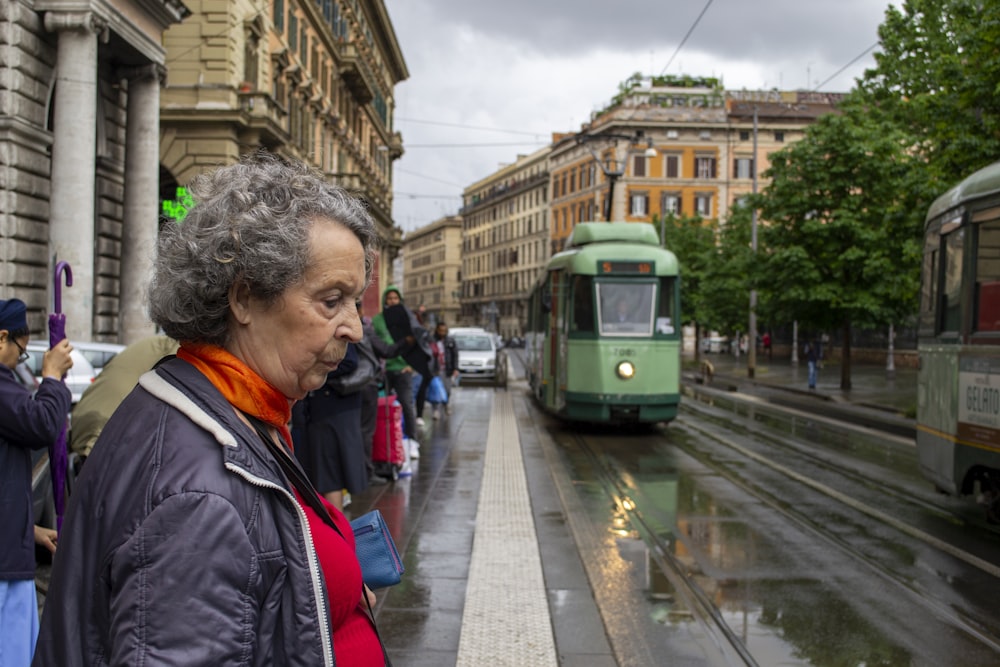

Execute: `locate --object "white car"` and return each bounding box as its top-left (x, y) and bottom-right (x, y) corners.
top-left (24, 341), bottom-right (97, 404)
top-left (72, 340), bottom-right (126, 374)
top-left (451, 327), bottom-right (498, 379)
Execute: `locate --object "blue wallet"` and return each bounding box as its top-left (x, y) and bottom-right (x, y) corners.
top-left (350, 510), bottom-right (405, 589)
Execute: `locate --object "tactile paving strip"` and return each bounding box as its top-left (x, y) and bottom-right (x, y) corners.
top-left (455, 391), bottom-right (558, 666)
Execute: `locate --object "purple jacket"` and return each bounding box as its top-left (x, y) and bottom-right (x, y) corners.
top-left (33, 358), bottom-right (336, 666)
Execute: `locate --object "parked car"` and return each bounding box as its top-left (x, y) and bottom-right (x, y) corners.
top-left (451, 327), bottom-right (498, 379)
top-left (24, 341), bottom-right (96, 404)
top-left (72, 340), bottom-right (125, 374)
top-left (699, 335), bottom-right (730, 354)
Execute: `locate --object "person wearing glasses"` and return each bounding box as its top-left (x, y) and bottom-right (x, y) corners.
top-left (0, 297), bottom-right (73, 666)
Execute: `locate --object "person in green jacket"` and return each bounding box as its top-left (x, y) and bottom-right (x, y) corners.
top-left (371, 286), bottom-right (420, 453)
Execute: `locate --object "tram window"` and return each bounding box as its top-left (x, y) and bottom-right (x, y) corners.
top-left (657, 277), bottom-right (677, 334)
top-left (918, 246), bottom-right (938, 334)
top-left (941, 229), bottom-right (963, 332)
top-left (975, 219), bottom-right (1000, 332)
top-left (571, 275), bottom-right (594, 332)
top-left (597, 281), bottom-right (655, 336)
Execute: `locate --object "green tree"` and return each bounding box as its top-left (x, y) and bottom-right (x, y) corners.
top-left (700, 205), bottom-right (755, 339)
top-left (858, 0), bottom-right (1000, 189)
top-left (752, 103), bottom-right (921, 389)
top-left (656, 213), bottom-right (716, 356)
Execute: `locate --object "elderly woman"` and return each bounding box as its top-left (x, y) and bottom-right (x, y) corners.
top-left (34, 155), bottom-right (387, 666)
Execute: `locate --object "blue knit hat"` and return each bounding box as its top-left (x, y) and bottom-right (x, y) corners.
top-left (0, 298), bottom-right (28, 332)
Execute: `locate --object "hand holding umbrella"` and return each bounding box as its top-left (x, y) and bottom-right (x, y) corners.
top-left (49, 261), bottom-right (73, 533)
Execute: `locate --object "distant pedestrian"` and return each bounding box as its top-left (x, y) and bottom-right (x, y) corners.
top-left (431, 321), bottom-right (459, 417)
top-left (762, 331), bottom-right (772, 360)
top-left (805, 340), bottom-right (818, 389)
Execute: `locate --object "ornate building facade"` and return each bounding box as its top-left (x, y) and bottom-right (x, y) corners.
top-left (160, 0), bottom-right (408, 316)
top-left (460, 146), bottom-right (550, 338)
top-left (1, 0), bottom-right (189, 342)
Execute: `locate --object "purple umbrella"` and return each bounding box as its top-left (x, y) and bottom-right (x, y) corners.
top-left (49, 261), bottom-right (72, 533)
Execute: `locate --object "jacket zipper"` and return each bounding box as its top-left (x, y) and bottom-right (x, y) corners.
top-left (225, 462), bottom-right (335, 667)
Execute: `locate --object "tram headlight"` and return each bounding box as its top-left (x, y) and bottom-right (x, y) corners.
top-left (616, 360), bottom-right (636, 380)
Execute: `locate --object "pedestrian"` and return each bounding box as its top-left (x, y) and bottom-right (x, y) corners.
top-left (358, 301), bottom-right (413, 483)
top-left (431, 321), bottom-right (459, 418)
top-left (371, 286), bottom-right (423, 455)
top-left (34, 154), bottom-right (389, 666)
top-left (69, 334), bottom-right (179, 464)
top-left (805, 340), bottom-right (819, 389)
top-left (762, 331), bottom-right (772, 360)
top-left (0, 297), bottom-right (73, 667)
top-left (293, 343), bottom-right (369, 511)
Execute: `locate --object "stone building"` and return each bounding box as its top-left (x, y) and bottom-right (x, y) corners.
top-left (460, 146), bottom-right (550, 338)
top-left (0, 0), bottom-right (406, 343)
top-left (1, 0), bottom-right (189, 342)
top-left (400, 214), bottom-right (462, 328)
top-left (160, 0), bottom-right (408, 317)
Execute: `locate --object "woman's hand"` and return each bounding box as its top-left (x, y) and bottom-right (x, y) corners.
top-left (34, 525), bottom-right (58, 554)
top-left (363, 585), bottom-right (377, 609)
top-left (42, 339), bottom-right (74, 380)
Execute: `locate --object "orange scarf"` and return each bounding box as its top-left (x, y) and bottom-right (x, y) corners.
top-left (177, 342), bottom-right (293, 448)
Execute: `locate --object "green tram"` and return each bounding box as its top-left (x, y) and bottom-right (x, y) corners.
top-left (917, 159), bottom-right (1000, 522)
top-left (525, 221), bottom-right (681, 424)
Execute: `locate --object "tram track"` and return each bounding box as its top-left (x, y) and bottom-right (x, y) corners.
top-left (667, 397), bottom-right (1000, 656)
top-left (558, 427), bottom-right (760, 667)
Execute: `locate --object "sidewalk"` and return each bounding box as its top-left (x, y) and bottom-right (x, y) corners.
top-left (690, 351), bottom-right (918, 415)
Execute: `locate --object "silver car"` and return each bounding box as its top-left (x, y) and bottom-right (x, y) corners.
top-left (451, 327), bottom-right (498, 379)
top-left (24, 341), bottom-right (97, 404)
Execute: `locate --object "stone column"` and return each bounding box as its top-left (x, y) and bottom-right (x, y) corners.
top-left (43, 11), bottom-right (107, 341)
top-left (119, 64), bottom-right (166, 344)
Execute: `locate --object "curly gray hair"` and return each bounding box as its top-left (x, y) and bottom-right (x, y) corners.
top-left (148, 153), bottom-right (378, 345)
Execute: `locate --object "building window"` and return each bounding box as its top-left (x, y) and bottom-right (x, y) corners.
top-left (661, 193), bottom-right (681, 216)
top-left (774, 131), bottom-right (785, 142)
top-left (739, 130), bottom-right (750, 141)
top-left (288, 13), bottom-right (298, 50)
top-left (274, 0), bottom-right (285, 31)
top-left (665, 154), bottom-right (680, 179)
top-left (695, 156), bottom-right (716, 179)
top-left (734, 157), bottom-right (754, 180)
top-left (633, 154), bottom-right (646, 177)
top-left (630, 193), bottom-right (649, 216)
top-left (695, 193), bottom-right (713, 217)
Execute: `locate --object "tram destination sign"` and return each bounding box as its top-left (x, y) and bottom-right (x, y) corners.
top-left (957, 355), bottom-right (1000, 448)
top-left (599, 260), bottom-right (654, 275)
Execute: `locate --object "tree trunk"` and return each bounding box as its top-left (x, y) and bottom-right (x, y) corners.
top-left (840, 320), bottom-right (852, 391)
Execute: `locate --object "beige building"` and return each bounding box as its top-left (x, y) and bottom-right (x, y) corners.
top-left (160, 0), bottom-right (408, 316)
top-left (1, 0), bottom-right (189, 342)
top-left (460, 146), bottom-right (550, 338)
top-left (549, 76), bottom-right (841, 252)
top-left (400, 215), bottom-right (462, 327)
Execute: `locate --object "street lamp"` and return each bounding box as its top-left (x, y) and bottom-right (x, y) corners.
top-left (576, 131), bottom-right (657, 221)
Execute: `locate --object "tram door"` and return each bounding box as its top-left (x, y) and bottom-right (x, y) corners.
top-left (544, 269), bottom-right (568, 411)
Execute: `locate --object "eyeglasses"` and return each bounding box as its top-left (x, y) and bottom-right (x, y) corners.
top-left (12, 339), bottom-right (29, 364)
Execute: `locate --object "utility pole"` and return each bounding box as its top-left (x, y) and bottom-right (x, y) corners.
top-left (748, 103), bottom-right (759, 379)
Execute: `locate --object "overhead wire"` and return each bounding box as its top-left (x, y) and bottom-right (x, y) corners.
top-left (659, 0), bottom-right (715, 77)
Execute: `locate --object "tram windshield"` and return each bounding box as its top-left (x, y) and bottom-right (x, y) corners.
top-left (597, 281), bottom-right (655, 336)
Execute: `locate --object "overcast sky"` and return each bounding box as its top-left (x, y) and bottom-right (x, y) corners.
top-left (382, 1), bottom-right (896, 232)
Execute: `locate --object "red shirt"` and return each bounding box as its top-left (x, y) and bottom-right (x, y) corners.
top-left (295, 491), bottom-right (384, 666)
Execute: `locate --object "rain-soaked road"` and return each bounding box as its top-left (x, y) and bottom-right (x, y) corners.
top-left (518, 380), bottom-right (1000, 666)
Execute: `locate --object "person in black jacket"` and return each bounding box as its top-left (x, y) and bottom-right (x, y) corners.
top-left (0, 297), bottom-right (72, 665)
top-left (430, 321), bottom-right (460, 418)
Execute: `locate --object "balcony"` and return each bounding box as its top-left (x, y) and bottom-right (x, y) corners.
top-left (337, 43), bottom-right (376, 105)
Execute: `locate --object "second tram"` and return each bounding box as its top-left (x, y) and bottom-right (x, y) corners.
top-left (917, 159), bottom-right (1000, 521)
top-left (525, 221), bottom-right (681, 424)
